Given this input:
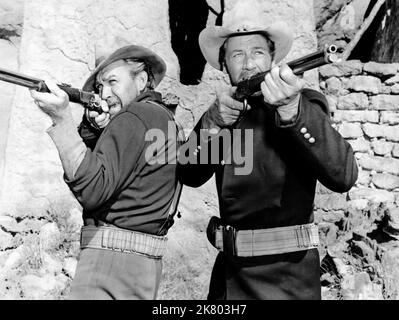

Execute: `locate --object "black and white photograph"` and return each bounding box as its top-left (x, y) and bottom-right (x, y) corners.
top-left (0, 0), bottom-right (398, 304)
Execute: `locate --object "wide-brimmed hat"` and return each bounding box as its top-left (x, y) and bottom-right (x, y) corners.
top-left (82, 44), bottom-right (167, 92)
top-left (199, 0), bottom-right (293, 70)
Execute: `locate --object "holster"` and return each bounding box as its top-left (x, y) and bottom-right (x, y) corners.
top-left (206, 216), bottom-right (236, 256)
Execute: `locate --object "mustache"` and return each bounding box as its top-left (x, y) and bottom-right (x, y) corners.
top-left (239, 71), bottom-right (260, 81)
top-left (106, 96), bottom-right (121, 108)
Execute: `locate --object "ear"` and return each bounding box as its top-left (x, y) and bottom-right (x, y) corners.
top-left (135, 71), bottom-right (148, 92)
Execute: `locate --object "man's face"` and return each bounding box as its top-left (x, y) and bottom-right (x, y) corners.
top-left (96, 60), bottom-right (140, 118)
top-left (224, 34), bottom-right (273, 85)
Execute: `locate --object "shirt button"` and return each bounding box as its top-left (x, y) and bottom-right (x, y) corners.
top-left (300, 128), bottom-right (307, 134)
top-left (304, 133), bottom-right (311, 139)
top-left (309, 137), bottom-right (316, 144)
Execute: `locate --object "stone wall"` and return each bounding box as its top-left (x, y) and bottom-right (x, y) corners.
top-left (4, 0), bottom-right (397, 300)
top-left (316, 61), bottom-right (399, 299)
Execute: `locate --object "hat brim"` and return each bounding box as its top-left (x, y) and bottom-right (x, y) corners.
top-left (199, 22), bottom-right (293, 70)
top-left (82, 45), bottom-right (167, 92)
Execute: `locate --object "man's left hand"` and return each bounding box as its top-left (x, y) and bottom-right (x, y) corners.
top-left (260, 64), bottom-right (304, 122)
top-left (30, 80), bottom-right (72, 125)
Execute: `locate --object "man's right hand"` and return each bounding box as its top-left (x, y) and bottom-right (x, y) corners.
top-left (86, 100), bottom-right (111, 129)
top-left (203, 87), bottom-right (250, 129)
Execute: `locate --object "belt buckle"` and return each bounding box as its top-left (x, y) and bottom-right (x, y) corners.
top-left (222, 225), bottom-right (237, 256)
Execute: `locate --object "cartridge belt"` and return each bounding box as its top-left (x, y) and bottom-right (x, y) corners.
top-left (209, 218), bottom-right (319, 257)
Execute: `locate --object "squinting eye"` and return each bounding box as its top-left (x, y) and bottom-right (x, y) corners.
top-left (109, 80), bottom-right (117, 85)
top-left (232, 52), bottom-right (243, 59)
top-left (254, 50), bottom-right (265, 55)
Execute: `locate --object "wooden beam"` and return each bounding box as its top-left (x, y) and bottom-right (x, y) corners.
top-left (341, 0), bottom-right (386, 61)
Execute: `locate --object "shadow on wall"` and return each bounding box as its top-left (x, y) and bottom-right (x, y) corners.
top-left (169, 0), bottom-right (225, 85)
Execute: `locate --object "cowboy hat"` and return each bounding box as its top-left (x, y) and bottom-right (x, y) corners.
top-left (82, 44), bottom-right (167, 92)
top-left (199, 0), bottom-right (293, 70)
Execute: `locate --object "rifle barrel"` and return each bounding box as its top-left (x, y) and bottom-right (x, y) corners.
top-left (0, 67), bottom-right (100, 111)
top-left (234, 45), bottom-right (339, 101)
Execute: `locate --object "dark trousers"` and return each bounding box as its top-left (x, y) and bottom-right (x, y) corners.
top-left (68, 248), bottom-right (162, 300)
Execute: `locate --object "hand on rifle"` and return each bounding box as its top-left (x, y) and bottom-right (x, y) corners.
top-left (261, 64), bottom-right (304, 122)
top-left (30, 80), bottom-right (72, 125)
top-left (85, 101), bottom-right (111, 129)
top-left (203, 86), bottom-right (251, 129)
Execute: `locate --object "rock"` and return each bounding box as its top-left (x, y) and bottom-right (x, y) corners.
top-left (385, 74), bottom-right (399, 85)
top-left (337, 93), bottom-right (369, 110)
top-left (318, 222), bottom-right (339, 246)
top-left (3, 245), bottom-right (24, 269)
top-left (387, 208), bottom-right (399, 231)
top-left (362, 123), bottom-right (399, 142)
top-left (67, 208), bottom-right (83, 233)
top-left (349, 187), bottom-right (396, 204)
top-left (318, 210), bottom-right (345, 224)
top-left (352, 240), bottom-right (376, 262)
top-left (370, 95), bottom-right (399, 111)
top-left (0, 216), bottom-right (17, 232)
top-left (391, 84), bottom-right (399, 94)
top-left (371, 140), bottom-right (393, 156)
top-left (372, 174), bottom-right (399, 190)
top-left (348, 138), bottom-right (371, 153)
top-left (325, 77), bottom-right (344, 95)
top-left (363, 62), bottom-right (399, 77)
top-left (341, 272), bottom-right (383, 300)
top-left (346, 76), bottom-right (382, 94)
top-left (42, 252), bottom-right (63, 275)
top-left (380, 112), bottom-right (399, 125)
top-left (393, 144), bottom-right (399, 158)
top-left (20, 274), bottom-right (64, 300)
top-left (381, 86), bottom-right (392, 94)
top-left (315, 194), bottom-right (348, 212)
top-left (39, 223), bottom-right (61, 252)
top-left (381, 247), bottom-right (399, 299)
top-left (0, 0), bottom-right (24, 37)
top-left (63, 257), bottom-right (78, 278)
top-left (338, 123), bottom-right (363, 138)
top-left (348, 199), bottom-right (370, 211)
top-left (358, 154), bottom-right (399, 175)
top-left (333, 110), bottom-right (379, 123)
top-left (356, 169), bottom-right (371, 186)
top-left (319, 60), bottom-right (363, 78)
top-left (0, 229), bottom-right (13, 250)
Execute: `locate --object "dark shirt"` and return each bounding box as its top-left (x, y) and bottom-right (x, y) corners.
top-left (68, 91), bottom-right (178, 235)
top-left (178, 89), bottom-right (358, 299)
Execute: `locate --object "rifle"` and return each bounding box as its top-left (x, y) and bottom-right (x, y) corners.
top-left (0, 67), bottom-right (102, 113)
top-left (234, 44), bottom-right (340, 102)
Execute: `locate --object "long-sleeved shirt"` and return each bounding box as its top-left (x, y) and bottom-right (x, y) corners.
top-left (177, 88), bottom-right (358, 299)
top-left (48, 91), bottom-right (179, 235)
